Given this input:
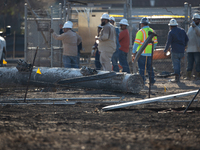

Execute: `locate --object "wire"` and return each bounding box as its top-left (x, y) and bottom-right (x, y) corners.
top-left (163, 7), bottom-right (178, 15)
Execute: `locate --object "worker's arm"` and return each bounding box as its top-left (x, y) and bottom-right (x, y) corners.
top-left (132, 30), bottom-right (142, 54)
top-left (132, 43), bottom-right (139, 54)
top-left (76, 33), bottom-right (82, 45)
top-left (52, 32), bottom-right (65, 40)
top-left (194, 25), bottom-right (200, 37)
top-left (99, 26), bottom-right (110, 41)
top-left (118, 30), bottom-right (125, 42)
top-left (164, 31), bottom-right (172, 53)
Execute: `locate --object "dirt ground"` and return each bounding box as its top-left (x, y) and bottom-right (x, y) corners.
top-left (0, 77), bottom-right (200, 150)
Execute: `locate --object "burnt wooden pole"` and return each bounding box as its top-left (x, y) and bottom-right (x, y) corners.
top-left (0, 67), bottom-right (144, 94)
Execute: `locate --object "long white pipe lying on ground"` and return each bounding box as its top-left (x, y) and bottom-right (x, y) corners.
top-left (102, 90), bottom-right (199, 111)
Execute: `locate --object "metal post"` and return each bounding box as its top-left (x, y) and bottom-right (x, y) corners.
top-left (24, 3), bottom-right (27, 61)
top-left (13, 31), bottom-right (15, 58)
top-left (127, 0), bottom-right (133, 73)
top-left (184, 88), bottom-right (200, 114)
top-left (148, 39), bottom-right (154, 98)
top-left (51, 6), bottom-right (53, 67)
top-left (67, 2), bottom-right (71, 21)
top-left (123, 2), bottom-right (127, 19)
top-left (59, 3), bottom-right (62, 48)
top-left (189, 4), bottom-right (192, 23)
top-left (63, 0), bottom-right (67, 22)
top-left (184, 2), bottom-right (189, 77)
top-left (184, 2), bottom-right (189, 32)
top-left (59, 3), bottom-right (63, 66)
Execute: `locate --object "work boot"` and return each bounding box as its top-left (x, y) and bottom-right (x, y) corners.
top-left (196, 72), bottom-right (200, 80)
top-left (184, 71), bottom-right (192, 80)
top-left (169, 75), bottom-right (180, 83)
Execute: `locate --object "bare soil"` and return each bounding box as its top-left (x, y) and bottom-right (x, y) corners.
top-left (0, 78), bottom-right (200, 150)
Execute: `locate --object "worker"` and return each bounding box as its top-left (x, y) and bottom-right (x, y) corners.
top-left (50, 21), bottom-right (82, 68)
top-left (164, 19), bottom-right (189, 83)
top-left (59, 23), bottom-right (82, 68)
top-left (97, 13), bottom-right (116, 71)
top-left (91, 25), bottom-right (102, 70)
top-left (132, 17), bottom-right (158, 85)
top-left (186, 13), bottom-right (200, 80)
top-left (109, 16), bottom-right (121, 72)
top-left (118, 18), bottom-right (130, 73)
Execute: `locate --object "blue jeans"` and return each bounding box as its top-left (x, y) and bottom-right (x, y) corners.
top-left (171, 52), bottom-right (184, 75)
top-left (119, 50), bottom-right (130, 73)
top-left (138, 55), bottom-right (155, 83)
top-left (112, 49), bottom-right (119, 72)
top-left (187, 52), bottom-right (200, 72)
top-left (63, 55), bottom-right (79, 68)
top-left (95, 50), bottom-right (101, 70)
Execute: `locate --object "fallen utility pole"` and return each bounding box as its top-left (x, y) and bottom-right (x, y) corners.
top-left (102, 90), bottom-right (198, 111)
top-left (0, 67), bottom-right (144, 94)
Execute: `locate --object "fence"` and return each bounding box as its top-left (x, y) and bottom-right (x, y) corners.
top-left (23, 3), bottom-right (200, 77)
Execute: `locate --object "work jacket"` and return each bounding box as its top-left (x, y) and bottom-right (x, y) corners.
top-left (98, 23), bottom-right (116, 54)
top-left (133, 26), bottom-right (158, 56)
top-left (53, 30), bottom-right (82, 56)
top-left (119, 29), bottom-right (130, 53)
top-left (164, 26), bottom-right (188, 53)
top-left (187, 24), bottom-right (200, 53)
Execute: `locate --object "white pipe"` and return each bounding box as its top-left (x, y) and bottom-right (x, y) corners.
top-left (102, 90), bottom-right (199, 111)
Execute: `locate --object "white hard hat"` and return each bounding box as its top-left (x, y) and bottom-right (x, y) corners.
top-left (140, 17), bottom-right (150, 24)
top-left (109, 16), bottom-right (115, 22)
top-left (63, 21), bottom-right (73, 28)
top-left (119, 19), bottom-right (129, 26)
top-left (168, 19), bottom-right (178, 26)
top-left (101, 13), bottom-right (110, 20)
top-left (192, 13), bottom-right (200, 19)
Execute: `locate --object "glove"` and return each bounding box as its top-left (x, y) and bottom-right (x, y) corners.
top-left (91, 49), bottom-right (95, 56)
top-left (50, 28), bottom-right (54, 33)
top-left (192, 21), bottom-right (197, 28)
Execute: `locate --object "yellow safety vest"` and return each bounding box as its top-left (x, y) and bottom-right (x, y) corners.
top-left (134, 27), bottom-right (158, 54)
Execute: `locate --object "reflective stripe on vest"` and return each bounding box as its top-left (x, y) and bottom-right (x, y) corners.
top-left (136, 28), bottom-right (157, 54)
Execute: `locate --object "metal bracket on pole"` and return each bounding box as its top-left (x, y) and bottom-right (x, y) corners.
top-left (184, 88), bottom-right (200, 114)
top-left (24, 46), bottom-right (39, 102)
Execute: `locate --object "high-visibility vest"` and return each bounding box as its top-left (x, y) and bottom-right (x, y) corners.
top-left (134, 27), bottom-right (158, 54)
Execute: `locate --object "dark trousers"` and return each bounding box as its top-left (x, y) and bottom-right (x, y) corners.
top-left (119, 50), bottom-right (130, 73)
top-left (187, 52), bottom-right (200, 72)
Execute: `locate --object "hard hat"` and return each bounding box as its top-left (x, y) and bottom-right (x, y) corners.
top-left (192, 13), bottom-right (200, 20)
top-left (109, 16), bottom-right (115, 22)
top-left (119, 19), bottom-right (129, 26)
top-left (101, 13), bottom-right (110, 20)
top-left (168, 19), bottom-right (178, 26)
top-left (140, 17), bottom-right (150, 24)
top-left (98, 24), bottom-right (102, 28)
top-left (63, 21), bottom-right (73, 28)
